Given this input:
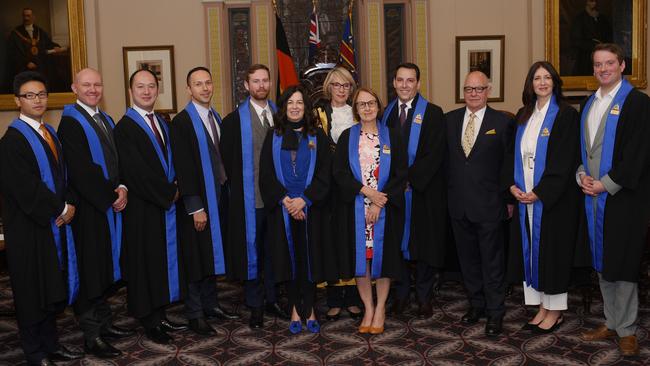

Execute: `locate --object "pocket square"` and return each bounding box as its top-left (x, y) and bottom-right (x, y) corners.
top-left (485, 129), bottom-right (496, 135)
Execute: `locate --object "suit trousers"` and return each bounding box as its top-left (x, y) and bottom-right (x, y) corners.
top-left (451, 216), bottom-right (506, 318)
top-left (244, 208), bottom-right (277, 308)
top-left (285, 219), bottom-right (316, 318)
top-left (394, 260), bottom-right (437, 304)
top-left (185, 276), bottom-right (218, 320)
top-left (75, 295), bottom-right (113, 342)
top-left (598, 273), bottom-right (638, 337)
top-left (18, 311), bottom-right (60, 365)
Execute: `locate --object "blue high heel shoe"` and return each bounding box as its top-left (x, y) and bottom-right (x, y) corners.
top-left (306, 319), bottom-right (320, 333)
top-left (289, 320), bottom-right (302, 334)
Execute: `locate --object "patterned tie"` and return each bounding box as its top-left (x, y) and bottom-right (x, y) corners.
top-left (462, 113), bottom-right (476, 157)
top-left (399, 103), bottom-right (407, 127)
top-left (93, 113), bottom-right (110, 138)
top-left (146, 113), bottom-right (166, 153)
top-left (261, 109), bottom-right (271, 129)
top-left (208, 112), bottom-right (227, 184)
top-left (39, 124), bottom-right (59, 162)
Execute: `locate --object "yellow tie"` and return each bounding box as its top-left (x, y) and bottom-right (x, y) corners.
top-left (39, 124), bottom-right (59, 162)
top-left (462, 113), bottom-right (476, 157)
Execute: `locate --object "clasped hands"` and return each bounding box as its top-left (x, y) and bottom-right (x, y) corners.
top-left (361, 186), bottom-right (387, 225)
top-left (509, 185), bottom-right (539, 204)
top-left (282, 196), bottom-right (307, 220)
top-left (579, 174), bottom-right (606, 197)
top-left (55, 204), bottom-right (75, 227)
top-left (112, 187), bottom-right (128, 212)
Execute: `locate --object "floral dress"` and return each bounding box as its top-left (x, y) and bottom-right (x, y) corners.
top-left (358, 130), bottom-right (380, 259)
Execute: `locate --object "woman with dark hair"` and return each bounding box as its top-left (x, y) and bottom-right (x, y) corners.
top-left (314, 66), bottom-right (363, 321)
top-left (508, 61), bottom-right (581, 333)
top-left (333, 87), bottom-right (407, 334)
top-left (259, 85), bottom-right (330, 334)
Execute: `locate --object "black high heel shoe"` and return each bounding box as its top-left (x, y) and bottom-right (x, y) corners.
top-left (521, 320), bottom-right (542, 331)
top-left (325, 308), bottom-right (341, 321)
top-left (533, 316), bottom-right (563, 334)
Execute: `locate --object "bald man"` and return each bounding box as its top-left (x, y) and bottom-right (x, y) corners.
top-left (57, 68), bottom-right (133, 359)
top-left (445, 71), bottom-right (514, 336)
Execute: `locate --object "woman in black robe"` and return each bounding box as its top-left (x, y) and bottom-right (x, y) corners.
top-left (259, 85), bottom-right (330, 334)
top-left (508, 61), bottom-right (581, 333)
top-left (333, 87), bottom-right (407, 334)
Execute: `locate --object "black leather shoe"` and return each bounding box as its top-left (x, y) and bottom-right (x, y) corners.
top-left (84, 337), bottom-right (122, 359)
top-left (265, 302), bottom-right (290, 320)
top-left (189, 318), bottom-right (216, 336)
top-left (432, 270), bottom-right (443, 297)
top-left (249, 307), bottom-right (264, 329)
top-left (101, 324), bottom-right (136, 339)
top-left (145, 326), bottom-right (173, 344)
top-left (485, 316), bottom-right (503, 336)
top-left (160, 318), bottom-right (188, 332)
top-left (39, 358), bottom-right (55, 366)
top-left (389, 297), bottom-right (408, 315)
top-left (461, 307), bottom-right (485, 324)
top-left (325, 307), bottom-right (341, 321)
top-left (347, 306), bottom-right (363, 320)
top-left (418, 301), bottom-right (433, 319)
top-left (48, 345), bottom-right (84, 362)
top-left (204, 304), bottom-right (240, 320)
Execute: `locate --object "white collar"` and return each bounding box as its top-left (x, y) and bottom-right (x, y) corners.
top-left (398, 97), bottom-right (415, 109)
top-left (595, 79), bottom-right (623, 100)
top-left (534, 98), bottom-right (551, 115)
top-left (19, 114), bottom-right (43, 131)
top-left (76, 100), bottom-right (99, 116)
top-left (132, 104), bottom-right (155, 119)
top-left (249, 99), bottom-right (270, 116)
top-left (464, 106), bottom-right (487, 120)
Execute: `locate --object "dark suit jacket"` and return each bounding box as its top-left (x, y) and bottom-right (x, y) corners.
top-left (445, 106), bottom-right (514, 222)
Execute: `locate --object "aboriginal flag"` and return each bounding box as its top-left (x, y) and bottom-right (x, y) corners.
top-left (276, 13), bottom-right (299, 95)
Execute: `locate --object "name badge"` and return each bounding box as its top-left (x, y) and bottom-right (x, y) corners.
top-left (610, 104), bottom-right (620, 115)
top-left (540, 127), bottom-right (550, 137)
top-left (524, 152), bottom-right (535, 169)
top-left (414, 113), bottom-right (423, 125)
top-left (382, 144), bottom-right (391, 154)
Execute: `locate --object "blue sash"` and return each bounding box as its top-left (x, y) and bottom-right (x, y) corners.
top-left (272, 132), bottom-right (317, 281)
top-left (382, 95), bottom-right (428, 260)
top-left (348, 122), bottom-right (391, 279)
top-left (237, 98), bottom-right (277, 280)
top-left (125, 108), bottom-right (180, 302)
top-left (10, 119), bottom-right (79, 305)
top-left (579, 79), bottom-right (633, 273)
top-left (185, 102), bottom-right (226, 275)
top-left (513, 96), bottom-right (559, 288)
top-left (62, 105), bottom-right (122, 282)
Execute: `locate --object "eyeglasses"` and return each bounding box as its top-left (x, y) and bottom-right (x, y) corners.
top-left (330, 82), bottom-right (352, 90)
top-left (463, 86), bottom-right (488, 94)
top-left (17, 92), bottom-right (48, 100)
top-left (356, 100), bottom-right (377, 109)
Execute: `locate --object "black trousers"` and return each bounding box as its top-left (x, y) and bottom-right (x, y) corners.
top-left (140, 307), bottom-right (165, 330)
top-left (18, 311), bottom-right (60, 365)
top-left (451, 216), bottom-right (506, 318)
top-left (285, 219), bottom-right (316, 319)
top-left (244, 208), bottom-right (278, 308)
top-left (75, 295), bottom-right (112, 342)
top-left (326, 285), bottom-right (360, 308)
top-left (394, 260), bottom-right (438, 304)
top-left (185, 276), bottom-right (218, 320)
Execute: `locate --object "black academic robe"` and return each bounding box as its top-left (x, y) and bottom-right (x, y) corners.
top-left (259, 128), bottom-right (331, 283)
top-left (385, 95), bottom-right (447, 267)
top-left (170, 110), bottom-right (225, 282)
top-left (332, 126), bottom-right (407, 279)
top-left (57, 106), bottom-right (120, 304)
top-left (114, 115), bottom-right (185, 319)
top-left (580, 89), bottom-right (650, 282)
top-left (506, 103), bottom-right (585, 294)
top-left (0, 126), bottom-right (70, 325)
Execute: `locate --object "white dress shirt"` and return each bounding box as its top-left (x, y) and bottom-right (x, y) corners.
top-left (249, 100), bottom-right (274, 127)
top-left (132, 104), bottom-right (165, 143)
top-left (330, 104), bottom-right (355, 144)
top-left (587, 79), bottom-right (622, 146)
top-left (461, 106), bottom-right (487, 146)
top-left (193, 101), bottom-right (220, 141)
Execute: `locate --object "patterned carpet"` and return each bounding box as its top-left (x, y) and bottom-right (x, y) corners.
top-left (0, 272), bottom-right (648, 366)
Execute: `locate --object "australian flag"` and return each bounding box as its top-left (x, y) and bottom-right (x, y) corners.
top-left (308, 6), bottom-right (321, 64)
top-left (339, 9), bottom-right (356, 78)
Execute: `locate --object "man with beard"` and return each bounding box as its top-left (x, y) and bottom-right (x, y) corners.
top-left (220, 64), bottom-right (289, 329)
top-left (57, 68), bottom-right (134, 358)
top-left (170, 66), bottom-right (240, 336)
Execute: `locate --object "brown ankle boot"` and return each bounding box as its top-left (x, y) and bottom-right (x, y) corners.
top-left (581, 324), bottom-right (616, 341)
top-left (619, 335), bottom-right (639, 356)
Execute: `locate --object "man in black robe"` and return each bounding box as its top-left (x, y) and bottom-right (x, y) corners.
top-left (0, 71), bottom-right (83, 365)
top-left (114, 69), bottom-right (187, 345)
top-left (170, 66), bottom-right (240, 336)
top-left (57, 68), bottom-right (134, 358)
top-left (221, 64), bottom-right (289, 329)
top-left (578, 43), bottom-right (650, 357)
top-left (384, 63), bottom-right (446, 319)
top-left (446, 71), bottom-right (514, 336)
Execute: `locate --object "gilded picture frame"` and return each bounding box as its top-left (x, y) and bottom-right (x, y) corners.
top-left (0, 0), bottom-right (87, 111)
top-left (545, 0), bottom-right (647, 90)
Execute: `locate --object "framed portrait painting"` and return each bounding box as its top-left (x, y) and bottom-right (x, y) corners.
top-left (545, 0), bottom-right (647, 90)
top-left (122, 45), bottom-right (177, 114)
top-left (0, 0), bottom-right (87, 110)
top-left (455, 35), bottom-right (505, 103)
